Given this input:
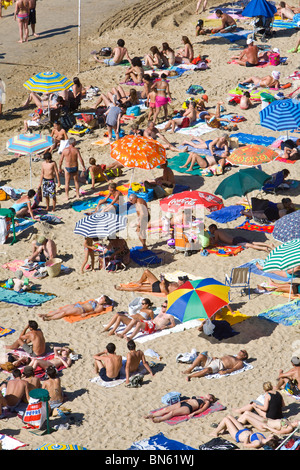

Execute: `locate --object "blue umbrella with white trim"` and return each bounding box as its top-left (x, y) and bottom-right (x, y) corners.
top-left (74, 211), bottom-right (127, 239)
top-left (259, 99), bottom-right (300, 138)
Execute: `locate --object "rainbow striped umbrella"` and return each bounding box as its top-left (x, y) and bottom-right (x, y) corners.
top-left (23, 71), bottom-right (73, 94)
top-left (7, 133), bottom-right (54, 186)
top-left (166, 278), bottom-right (230, 322)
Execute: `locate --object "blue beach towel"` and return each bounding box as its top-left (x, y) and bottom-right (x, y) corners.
top-left (238, 259), bottom-right (294, 282)
top-left (258, 300), bottom-right (300, 326)
top-left (130, 246), bottom-right (162, 266)
top-left (72, 196), bottom-right (118, 213)
top-left (231, 133), bottom-right (276, 146)
top-left (213, 28), bottom-right (253, 42)
top-left (0, 286), bottom-right (56, 307)
top-left (273, 19), bottom-right (299, 28)
top-left (12, 218), bottom-right (36, 234)
top-left (206, 205), bottom-right (244, 223)
top-left (128, 432), bottom-right (196, 450)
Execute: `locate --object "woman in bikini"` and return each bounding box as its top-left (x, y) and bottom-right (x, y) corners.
top-left (28, 347), bottom-right (73, 371)
top-left (144, 46), bottom-right (167, 69)
top-left (161, 43), bottom-right (175, 67)
top-left (144, 394), bottom-right (216, 422)
top-left (152, 73), bottom-right (172, 124)
top-left (14, 0), bottom-right (30, 43)
top-left (175, 36), bottom-right (194, 64)
top-left (38, 295), bottom-right (112, 321)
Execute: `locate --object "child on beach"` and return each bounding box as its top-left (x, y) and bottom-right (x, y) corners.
top-left (147, 88), bottom-right (157, 121)
top-left (81, 237), bottom-right (96, 273)
top-left (23, 108), bottom-right (43, 132)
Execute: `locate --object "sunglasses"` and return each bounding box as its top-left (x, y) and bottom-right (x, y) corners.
top-left (161, 304), bottom-right (167, 308)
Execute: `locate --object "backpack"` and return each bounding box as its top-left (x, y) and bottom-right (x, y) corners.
top-left (161, 391), bottom-right (181, 405)
top-left (126, 373), bottom-right (144, 388)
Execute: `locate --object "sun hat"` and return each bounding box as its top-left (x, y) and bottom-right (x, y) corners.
top-left (202, 94), bottom-right (208, 102)
top-left (247, 37), bottom-right (254, 44)
top-left (272, 48), bottom-right (280, 53)
top-left (291, 356), bottom-right (300, 366)
top-left (272, 71), bottom-right (280, 80)
top-left (36, 235), bottom-right (47, 246)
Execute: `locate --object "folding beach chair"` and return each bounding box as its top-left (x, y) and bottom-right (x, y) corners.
top-left (225, 267), bottom-right (251, 301)
top-left (253, 15), bottom-right (274, 41)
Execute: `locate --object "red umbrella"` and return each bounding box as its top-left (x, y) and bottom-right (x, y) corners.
top-left (160, 190), bottom-right (224, 213)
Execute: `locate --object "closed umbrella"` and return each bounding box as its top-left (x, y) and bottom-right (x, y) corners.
top-left (226, 144), bottom-right (278, 167)
top-left (166, 278), bottom-right (230, 323)
top-left (259, 99), bottom-right (300, 138)
top-left (263, 239), bottom-right (300, 300)
top-left (7, 133), bottom-right (54, 187)
top-left (74, 211), bottom-right (127, 239)
top-left (160, 190), bottom-right (224, 213)
top-left (272, 211), bottom-right (300, 242)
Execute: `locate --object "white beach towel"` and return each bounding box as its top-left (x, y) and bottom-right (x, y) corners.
top-left (89, 358), bottom-right (148, 388)
top-left (193, 360), bottom-right (253, 379)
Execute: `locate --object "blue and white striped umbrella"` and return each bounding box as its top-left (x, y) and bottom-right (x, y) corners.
top-left (74, 212), bottom-right (127, 239)
top-left (272, 211), bottom-right (300, 242)
top-left (23, 71), bottom-right (73, 94)
top-left (260, 99), bottom-right (300, 133)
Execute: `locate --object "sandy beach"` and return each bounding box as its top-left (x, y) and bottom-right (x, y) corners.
top-left (0, 0), bottom-right (300, 452)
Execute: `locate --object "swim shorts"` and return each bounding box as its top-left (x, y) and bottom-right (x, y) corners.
top-left (246, 61), bottom-right (257, 67)
top-left (22, 343), bottom-right (37, 357)
top-left (42, 179), bottom-right (56, 199)
top-left (179, 117), bottom-right (190, 128)
top-left (232, 236), bottom-right (248, 245)
top-left (28, 8), bottom-right (36, 25)
top-left (103, 58), bottom-right (117, 66)
top-left (141, 320), bottom-right (157, 334)
top-left (99, 368), bottom-right (120, 382)
top-left (204, 356), bottom-right (224, 374)
top-left (65, 166), bottom-right (78, 174)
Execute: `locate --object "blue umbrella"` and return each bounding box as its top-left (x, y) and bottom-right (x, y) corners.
top-left (272, 211), bottom-right (300, 242)
top-left (241, 0), bottom-right (277, 18)
top-left (260, 99), bottom-right (300, 137)
top-left (74, 211), bottom-right (127, 239)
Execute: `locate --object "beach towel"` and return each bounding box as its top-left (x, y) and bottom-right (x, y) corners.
top-left (167, 153), bottom-right (213, 176)
top-left (273, 19), bottom-right (299, 28)
top-left (130, 246), bottom-right (163, 266)
top-left (45, 299), bottom-right (113, 323)
top-left (156, 120), bottom-right (213, 137)
top-left (238, 259), bottom-right (295, 281)
top-left (212, 28), bottom-right (253, 42)
top-left (148, 399), bottom-right (226, 426)
top-left (215, 306), bottom-right (249, 325)
top-left (179, 140), bottom-right (233, 157)
top-left (206, 245), bottom-right (244, 256)
top-left (13, 218), bottom-right (36, 234)
top-left (72, 196), bottom-right (113, 212)
top-left (2, 260), bottom-right (42, 278)
top-left (230, 132), bottom-right (276, 146)
top-left (258, 300), bottom-right (300, 326)
top-left (276, 156), bottom-right (297, 164)
top-left (0, 286), bottom-right (56, 307)
top-left (228, 58), bottom-right (269, 67)
top-left (0, 434), bottom-right (27, 450)
top-left (128, 432), bottom-right (196, 450)
top-left (0, 326), bottom-right (15, 337)
top-left (206, 205), bottom-right (244, 223)
top-left (236, 220), bottom-right (274, 233)
top-left (193, 360), bottom-right (253, 379)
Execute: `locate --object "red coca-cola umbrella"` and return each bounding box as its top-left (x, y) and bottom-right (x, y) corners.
top-left (160, 190), bottom-right (224, 213)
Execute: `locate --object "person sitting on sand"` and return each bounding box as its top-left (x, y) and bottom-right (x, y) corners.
top-left (210, 414), bottom-right (279, 449)
top-left (244, 196), bottom-right (296, 222)
top-left (42, 365), bottom-right (64, 411)
top-left (29, 346), bottom-right (73, 371)
top-left (144, 394), bottom-right (216, 422)
top-left (125, 340), bottom-right (154, 384)
top-left (93, 343), bottom-right (123, 382)
top-left (163, 101), bottom-right (197, 133)
top-left (208, 223), bottom-right (275, 252)
top-left (99, 236), bottom-right (130, 270)
top-left (23, 107), bottom-right (43, 132)
top-left (7, 270), bottom-right (31, 293)
top-left (237, 410), bottom-right (299, 435)
top-left (161, 43), bottom-right (175, 66)
top-left (143, 121), bottom-right (178, 152)
top-left (38, 295), bottom-right (113, 321)
top-left (233, 381), bottom-right (285, 419)
top-left (118, 305), bottom-right (176, 341)
top-left (144, 46), bottom-right (168, 69)
top-left (196, 18), bottom-right (212, 35)
top-left (240, 71), bottom-right (281, 89)
top-left (22, 365), bottom-right (41, 392)
top-left (281, 138), bottom-right (300, 161)
top-left (144, 161), bottom-right (175, 193)
top-left (86, 157), bottom-right (108, 188)
top-left (276, 356), bottom-right (300, 392)
top-left (93, 183), bottom-right (121, 214)
top-left (231, 37), bottom-right (259, 67)
top-left (93, 38), bottom-right (131, 66)
top-left (5, 320), bottom-right (46, 358)
top-left (27, 235), bottom-right (57, 263)
top-left (240, 91), bottom-right (252, 110)
top-left (11, 189), bottom-right (36, 219)
top-left (0, 369), bottom-right (30, 411)
top-left (49, 121), bottom-right (68, 154)
top-left (124, 57), bottom-right (144, 84)
top-left (214, 9), bottom-right (237, 32)
top-left (101, 298), bottom-right (155, 336)
top-left (175, 36), bottom-right (194, 64)
top-left (182, 349), bottom-right (248, 381)
top-left (115, 269), bottom-right (189, 294)
top-left (277, 1), bottom-right (295, 19)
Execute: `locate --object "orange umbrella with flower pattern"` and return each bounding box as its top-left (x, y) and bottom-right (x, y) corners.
top-left (110, 135), bottom-right (166, 170)
top-left (226, 144), bottom-right (278, 167)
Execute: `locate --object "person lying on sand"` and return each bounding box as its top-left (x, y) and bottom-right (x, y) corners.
top-left (115, 269), bottom-right (189, 294)
top-left (125, 340), bottom-right (153, 384)
top-left (182, 349), bottom-right (248, 381)
top-left (29, 346), bottom-right (73, 371)
top-left (255, 263), bottom-right (300, 279)
top-left (143, 121), bottom-right (178, 152)
top-left (181, 134), bottom-right (230, 156)
top-left (210, 414), bottom-right (279, 449)
top-left (179, 150), bottom-right (228, 173)
top-left (257, 280), bottom-right (300, 296)
top-left (237, 410), bottom-right (299, 435)
top-left (163, 101), bottom-right (197, 133)
top-left (93, 342), bottom-right (122, 382)
top-left (208, 224), bottom-right (275, 252)
top-left (38, 295), bottom-right (112, 321)
top-left (144, 394), bottom-right (216, 422)
top-left (240, 71), bottom-right (281, 89)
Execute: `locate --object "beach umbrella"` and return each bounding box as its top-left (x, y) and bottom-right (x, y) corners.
top-left (36, 443), bottom-right (87, 450)
top-left (166, 278), bottom-right (230, 323)
top-left (6, 133), bottom-right (54, 187)
top-left (263, 239), bottom-right (300, 300)
top-left (226, 144), bottom-right (278, 167)
top-left (241, 0), bottom-right (277, 18)
top-left (23, 71), bottom-right (73, 94)
top-left (160, 190), bottom-right (224, 213)
top-left (215, 167), bottom-right (270, 200)
top-left (272, 211), bottom-right (300, 243)
top-left (259, 99), bottom-right (300, 138)
top-left (74, 211), bottom-right (127, 239)
top-left (110, 135), bottom-right (166, 170)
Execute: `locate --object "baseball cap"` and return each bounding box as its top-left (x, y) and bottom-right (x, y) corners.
top-left (247, 37), bottom-right (254, 44)
top-left (202, 94), bottom-right (208, 102)
top-left (273, 48), bottom-right (280, 53)
top-left (272, 71), bottom-right (280, 80)
top-left (291, 356), bottom-right (300, 366)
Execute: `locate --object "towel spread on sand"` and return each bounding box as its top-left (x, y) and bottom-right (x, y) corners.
top-left (0, 286), bottom-right (56, 307)
top-left (45, 300), bottom-right (113, 323)
top-left (236, 220), bottom-right (274, 233)
top-left (258, 300), bottom-right (300, 326)
top-left (0, 434), bottom-right (27, 451)
top-left (1, 260), bottom-right (42, 278)
top-left (128, 432), bottom-right (197, 450)
top-left (0, 326), bottom-right (15, 337)
top-left (212, 28), bottom-right (253, 42)
top-left (130, 246), bottom-right (163, 266)
top-left (167, 153), bottom-right (213, 176)
top-left (206, 205), bottom-right (244, 223)
top-left (206, 245), bottom-right (244, 256)
top-left (193, 360), bottom-right (253, 379)
top-left (215, 306), bottom-right (249, 325)
top-left (230, 132), bottom-right (276, 146)
top-left (148, 399), bottom-right (226, 425)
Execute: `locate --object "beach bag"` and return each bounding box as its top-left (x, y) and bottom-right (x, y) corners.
top-left (191, 55), bottom-right (202, 65)
top-left (23, 397), bottom-right (47, 429)
top-left (99, 47), bottom-right (112, 56)
top-left (195, 61), bottom-right (208, 70)
top-left (269, 53), bottom-right (280, 66)
top-left (0, 361), bottom-right (15, 372)
top-left (128, 297), bottom-right (143, 316)
top-left (161, 391), bottom-right (181, 406)
top-left (126, 105), bottom-right (141, 117)
top-left (126, 373), bottom-right (144, 388)
top-left (105, 259), bottom-right (126, 272)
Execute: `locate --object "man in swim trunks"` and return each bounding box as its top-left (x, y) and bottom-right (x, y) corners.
top-left (5, 320), bottom-right (46, 357)
top-left (93, 343), bottom-right (123, 382)
top-left (93, 39), bottom-right (131, 66)
top-left (0, 369), bottom-right (30, 410)
top-left (208, 223), bottom-right (274, 252)
top-left (38, 152), bottom-right (60, 212)
top-left (276, 356), bottom-right (300, 392)
top-left (182, 349), bottom-right (248, 381)
top-left (163, 101), bottom-right (197, 133)
top-left (27, 234), bottom-right (57, 263)
top-left (59, 137), bottom-right (86, 201)
top-left (214, 9), bottom-right (237, 33)
top-left (28, 0), bottom-right (39, 37)
top-left (125, 340), bottom-right (154, 384)
top-left (231, 37), bottom-right (259, 66)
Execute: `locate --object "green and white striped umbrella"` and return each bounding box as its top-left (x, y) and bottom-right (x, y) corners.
top-left (263, 239), bottom-right (300, 273)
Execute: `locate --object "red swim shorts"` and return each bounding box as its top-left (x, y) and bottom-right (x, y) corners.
top-left (141, 320), bottom-right (157, 334)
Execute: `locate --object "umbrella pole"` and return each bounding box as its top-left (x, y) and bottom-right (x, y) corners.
top-left (289, 268), bottom-right (294, 302)
top-left (30, 153), bottom-right (32, 188)
top-left (246, 194), bottom-right (254, 219)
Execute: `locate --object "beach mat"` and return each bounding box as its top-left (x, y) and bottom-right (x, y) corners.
top-left (206, 205), bottom-right (244, 223)
top-left (206, 245), bottom-right (244, 256)
top-left (0, 326), bottom-right (15, 337)
top-left (258, 299), bottom-right (300, 326)
top-left (230, 132), bottom-right (276, 146)
top-left (45, 300), bottom-right (113, 323)
top-left (236, 220), bottom-right (274, 233)
top-left (149, 398), bottom-right (226, 425)
top-left (0, 285), bottom-right (56, 307)
top-left (130, 246), bottom-right (163, 266)
top-left (128, 432), bottom-right (197, 450)
top-left (167, 153), bottom-right (212, 176)
top-left (1, 260), bottom-right (43, 278)
top-left (212, 28), bottom-right (253, 42)
top-left (215, 306), bottom-right (249, 325)
top-left (193, 360), bottom-right (253, 379)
